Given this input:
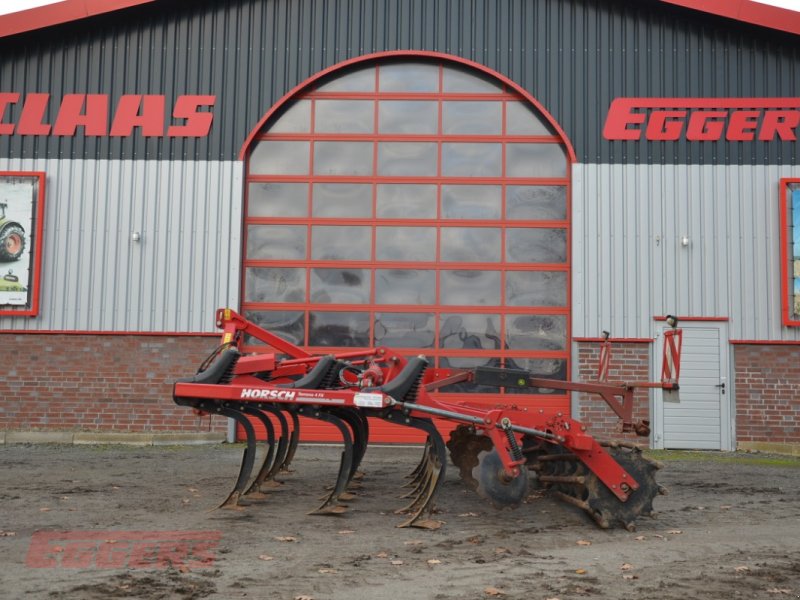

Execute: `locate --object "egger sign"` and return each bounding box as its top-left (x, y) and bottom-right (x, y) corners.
top-left (603, 98), bottom-right (800, 142)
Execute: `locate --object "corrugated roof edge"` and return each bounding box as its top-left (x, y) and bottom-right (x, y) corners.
top-left (659, 0), bottom-right (800, 37)
top-left (0, 0), bottom-right (156, 38)
top-left (0, 0), bottom-right (798, 40)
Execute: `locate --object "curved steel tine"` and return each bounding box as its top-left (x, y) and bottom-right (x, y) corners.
top-left (329, 408), bottom-right (367, 486)
top-left (405, 438), bottom-right (430, 480)
top-left (259, 405), bottom-right (290, 486)
top-left (215, 406), bottom-right (258, 510)
top-left (353, 411), bottom-right (369, 480)
top-left (278, 409), bottom-right (301, 473)
top-left (239, 406), bottom-right (276, 498)
top-left (396, 465), bottom-right (435, 515)
top-left (306, 409), bottom-right (354, 516)
top-left (402, 442), bottom-right (432, 489)
top-left (397, 451), bottom-right (444, 529)
top-left (397, 459), bottom-right (433, 504)
top-left (389, 417), bottom-right (447, 529)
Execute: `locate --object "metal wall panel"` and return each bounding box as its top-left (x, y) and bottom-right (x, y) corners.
top-left (0, 0), bottom-right (797, 165)
top-left (573, 163), bottom-right (800, 341)
top-left (0, 159), bottom-right (243, 332)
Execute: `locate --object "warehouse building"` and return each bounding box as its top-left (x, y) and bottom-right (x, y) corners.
top-left (1, 0), bottom-right (798, 453)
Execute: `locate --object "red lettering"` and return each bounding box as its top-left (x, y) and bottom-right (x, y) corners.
top-left (602, 98), bottom-right (645, 140)
top-left (645, 110), bottom-right (686, 141)
top-left (726, 110), bottom-right (760, 141)
top-left (686, 110), bottom-right (727, 141)
top-left (154, 542), bottom-right (191, 568)
top-left (60, 541), bottom-right (97, 568)
top-left (25, 534), bottom-right (60, 568)
top-left (95, 541), bottom-right (131, 568)
top-left (128, 541), bottom-right (163, 568)
top-left (758, 110), bottom-right (800, 141)
top-left (110, 94), bottom-right (165, 137)
top-left (17, 93), bottom-right (51, 135)
top-left (168, 95), bottom-right (215, 137)
top-left (53, 94), bottom-right (109, 136)
top-left (186, 540), bottom-right (218, 567)
top-left (0, 92), bottom-right (20, 134)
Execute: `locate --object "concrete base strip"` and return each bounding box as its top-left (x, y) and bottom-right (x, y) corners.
top-left (2, 431), bottom-right (226, 446)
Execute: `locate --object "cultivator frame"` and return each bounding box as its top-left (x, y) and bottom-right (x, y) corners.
top-left (174, 309), bottom-right (682, 530)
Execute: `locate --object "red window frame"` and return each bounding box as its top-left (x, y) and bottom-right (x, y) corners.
top-left (0, 171), bottom-right (46, 317)
top-left (780, 177), bottom-right (800, 327)
top-left (240, 52), bottom-right (575, 406)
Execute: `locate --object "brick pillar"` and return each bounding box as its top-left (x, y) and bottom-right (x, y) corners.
top-left (576, 341), bottom-right (652, 445)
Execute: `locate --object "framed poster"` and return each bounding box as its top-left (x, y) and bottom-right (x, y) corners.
top-left (779, 178), bottom-right (800, 327)
top-left (0, 172), bottom-right (46, 316)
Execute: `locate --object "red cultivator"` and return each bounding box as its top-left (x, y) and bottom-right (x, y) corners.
top-left (174, 309), bottom-right (682, 530)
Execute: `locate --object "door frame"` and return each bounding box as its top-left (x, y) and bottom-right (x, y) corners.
top-left (651, 321), bottom-right (733, 451)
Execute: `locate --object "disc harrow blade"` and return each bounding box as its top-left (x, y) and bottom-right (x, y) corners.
top-left (446, 425), bottom-right (494, 491)
top-left (472, 447), bottom-right (529, 509)
top-left (525, 438), bottom-right (665, 530)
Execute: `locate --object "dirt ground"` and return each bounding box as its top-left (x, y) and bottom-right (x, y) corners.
top-left (1, 443), bottom-right (799, 600)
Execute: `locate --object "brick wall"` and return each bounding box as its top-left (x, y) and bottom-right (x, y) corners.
top-left (576, 342), bottom-right (652, 444)
top-left (735, 345), bottom-right (800, 444)
top-left (0, 334), bottom-right (226, 433)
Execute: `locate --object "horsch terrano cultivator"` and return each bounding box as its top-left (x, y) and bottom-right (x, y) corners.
top-left (173, 309), bottom-right (683, 530)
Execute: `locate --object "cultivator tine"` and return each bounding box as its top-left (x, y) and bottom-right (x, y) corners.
top-left (305, 409), bottom-right (354, 516)
top-left (238, 406), bottom-right (276, 500)
top-left (329, 408), bottom-right (368, 487)
top-left (279, 410), bottom-right (301, 473)
top-left (354, 410), bottom-right (369, 481)
top-left (215, 406), bottom-right (258, 510)
top-left (383, 414), bottom-right (446, 529)
top-left (250, 405), bottom-right (290, 491)
top-left (400, 440), bottom-right (437, 497)
top-left (405, 439), bottom-right (430, 480)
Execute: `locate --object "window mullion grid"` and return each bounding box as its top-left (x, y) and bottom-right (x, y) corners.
top-left (434, 66), bottom-right (444, 367)
top-left (243, 60), bottom-right (573, 392)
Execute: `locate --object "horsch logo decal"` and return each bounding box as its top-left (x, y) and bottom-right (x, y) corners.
top-left (0, 93), bottom-right (215, 138)
top-left (240, 389), bottom-right (297, 401)
top-left (604, 98), bottom-right (800, 142)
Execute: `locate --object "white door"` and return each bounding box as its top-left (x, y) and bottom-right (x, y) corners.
top-left (652, 323), bottom-right (731, 450)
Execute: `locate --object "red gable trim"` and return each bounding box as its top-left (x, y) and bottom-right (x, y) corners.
top-left (660, 0), bottom-right (800, 37)
top-left (0, 0), bottom-right (156, 39)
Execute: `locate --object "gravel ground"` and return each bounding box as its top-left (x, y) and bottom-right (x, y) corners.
top-left (1, 443), bottom-right (799, 600)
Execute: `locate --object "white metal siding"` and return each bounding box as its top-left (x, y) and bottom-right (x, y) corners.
top-left (574, 163), bottom-right (800, 341)
top-left (0, 159), bottom-right (243, 333)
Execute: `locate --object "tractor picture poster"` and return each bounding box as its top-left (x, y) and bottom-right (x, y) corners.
top-left (0, 173), bottom-right (44, 313)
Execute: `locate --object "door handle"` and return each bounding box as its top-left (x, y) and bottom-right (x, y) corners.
top-left (715, 382), bottom-right (726, 394)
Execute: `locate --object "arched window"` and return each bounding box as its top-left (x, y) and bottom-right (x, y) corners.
top-left (243, 56), bottom-right (571, 424)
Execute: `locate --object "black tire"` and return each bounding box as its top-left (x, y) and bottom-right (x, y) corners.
top-left (0, 224), bottom-right (25, 262)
